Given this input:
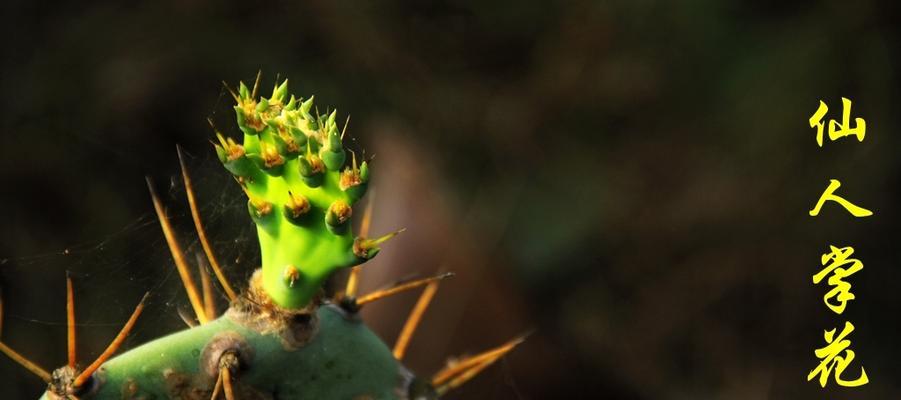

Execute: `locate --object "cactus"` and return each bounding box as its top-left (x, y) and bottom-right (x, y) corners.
top-left (0, 74), bottom-right (522, 399)
top-left (215, 74), bottom-right (390, 310)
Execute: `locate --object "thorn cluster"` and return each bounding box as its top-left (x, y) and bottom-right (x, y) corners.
top-left (217, 73), bottom-right (393, 309)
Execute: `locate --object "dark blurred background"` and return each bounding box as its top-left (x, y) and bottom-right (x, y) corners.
top-left (2, 0), bottom-right (901, 398)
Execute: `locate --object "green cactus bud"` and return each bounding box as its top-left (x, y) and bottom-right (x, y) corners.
top-left (353, 237), bottom-right (381, 260)
top-left (284, 191), bottom-right (311, 224)
top-left (214, 143), bottom-right (228, 163)
top-left (339, 170), bottom-right (366, 204)
top-left (247, 142), bottom-right (285, 176)
top-left (353, 229), bottom-right (404, 260)
top-left (279, 132), bottom-right (302, 156)
top-left (213, 134), bottom-right (256, 178)
top-left (298, 155), bottom-right (314, 176)
top-left (327, 109), bottom-right (338, 129)
top-left (320, 149), bottom-right (345, 171)
top-left (288, 126), bottom-right (308, 150)
top-left (238, 81), bottom-right (250, 99)
top-left (235, 104), bottom-right (265, 135)
top-left (268, 112), bottom-right (306, 156)
top-left (234, 105), bottom-right (252, 136)
top-left (360, 160), bottom-right (370, 181)
top-left (282, 264), bottom-right (301, 288)
top-left (300, 96), bottom-right (314, 115)
top-left (256, 97), bottom-right (269, 113)
top-left (299, 157), bottom-right (324, 187)
top-left (272, 79), bottom-right (289, 104)
top-left (344, 182), bottom-right (368, 204)
top-left (325, 200), bottom-right (352, 234)
top-left (269, 131), bottom-right (290, 155)
top-left (247, 198), bottom-right (274, 226)
top-left (339, 153), bottom-right (369, 202)
top-left (222, 154), bottom-right (255, 178)
top-left (222, 76), bottom-right (388, 309)
top-left (328, 125), bottom-right (342, 148)
top-left (343, 182), bottom-right (367, 204)
top-left (319, 126), bottom-right (346, 170)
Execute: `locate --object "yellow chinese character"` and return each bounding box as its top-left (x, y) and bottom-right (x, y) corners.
top-left (809, 97), bottom-right (866, 147)
top-left (809, 179), bottom-right (873, 217)
top-left (813, 246), bottom-right (862, 314)
top-left (807, 321), bottom-right (868, 387)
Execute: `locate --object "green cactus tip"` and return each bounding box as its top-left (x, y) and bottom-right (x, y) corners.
top-left (217, 74), bottom-right (387, 309)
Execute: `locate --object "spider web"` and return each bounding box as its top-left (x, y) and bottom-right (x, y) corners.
top-left (0, 143), bottom-right (262, 397)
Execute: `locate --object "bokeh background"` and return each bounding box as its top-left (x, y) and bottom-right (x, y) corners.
top-left (2, 1), bottom-right (900, 398)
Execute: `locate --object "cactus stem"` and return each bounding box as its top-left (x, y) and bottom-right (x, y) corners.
top-left (72, 292), bottom-right (150, 388)
top-left (178, 145), bottom-right (238, 302)
top-left (393, 276), bottom-right (441, 360)
top-left (147, 177), bottom-right (210, 324)
top-left (357, 272), bottom-right (454, 306)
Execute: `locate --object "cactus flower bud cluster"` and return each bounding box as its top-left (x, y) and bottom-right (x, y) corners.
top-left (215, 75), bottom-right (379, 309)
